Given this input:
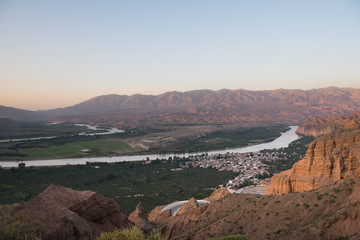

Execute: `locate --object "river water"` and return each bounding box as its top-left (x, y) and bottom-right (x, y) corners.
top-left (0, 124), bottom-right (124, 143)
top-left (0, 126), bottom-right (299, 168)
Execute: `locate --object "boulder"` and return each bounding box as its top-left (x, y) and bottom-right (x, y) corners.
top-left (128, 202), bottom-right (154, 231)
top-left (11, 184), bottom-right (132, 240)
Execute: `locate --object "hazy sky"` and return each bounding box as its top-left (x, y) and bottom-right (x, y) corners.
top-left (1, 1), bottom-right (360, 110)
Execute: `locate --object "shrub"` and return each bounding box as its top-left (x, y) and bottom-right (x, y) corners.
top-left (0, 205), bottom-right (38, 240)
top-left (98, 227), bottom-right (165, 240)
top-left (210, 235), bottom-right (251, 240)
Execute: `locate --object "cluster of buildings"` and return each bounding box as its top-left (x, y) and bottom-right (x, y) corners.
top-left (180, 149), bottom-right (301, 188)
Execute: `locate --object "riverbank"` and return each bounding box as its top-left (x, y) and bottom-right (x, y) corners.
top-left (0, 126), bottom-right (298, 168)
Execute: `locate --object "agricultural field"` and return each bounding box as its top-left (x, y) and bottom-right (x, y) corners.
top-left (0, 123), bottom-right (289, 160)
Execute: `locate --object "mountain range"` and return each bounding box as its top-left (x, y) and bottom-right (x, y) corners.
top-left (2, 87), bottom-right (360, 128)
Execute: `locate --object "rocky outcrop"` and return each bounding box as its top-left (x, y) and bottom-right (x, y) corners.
top-left (204, 187), bottom-right (230, 202)
top-left (177, 197), bottom-right (199, 215)
top-left (11, 184), bottom-right (132, 240)
top-left (147, 206), bottom-right (171, 225)
top-left (128, 202), bottom-right (154, 231)
top-left (296, 111), bottom-right (360, 137)
top-left (266, 127), bottom-right (360, 195)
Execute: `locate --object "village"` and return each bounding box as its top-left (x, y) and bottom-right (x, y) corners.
top-left (178, 148), bottom-right (304, 190)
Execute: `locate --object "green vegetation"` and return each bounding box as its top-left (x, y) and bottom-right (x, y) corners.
top-left (0, 158), bottom-right (236, 214)
top-left (154, 126), bottom-right (289, 153)
top-left (260, 135), bottom-right (314, 176)
top-left (0, 132), bottom-right (143, 160)
top-left (0, 205), bottom-right (38, 240)
top-left (20, 138), bottom-right (131, 159)
top-left (1, 124), bottom-right (289, 160)
top-left (0, 121), bottom-right (87, 139)
top-left (210, 235), bottom-right (251, 240)
top-left (98, 227), bottom-right (165, 240)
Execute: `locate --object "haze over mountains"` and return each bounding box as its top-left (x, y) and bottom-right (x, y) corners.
top-left (2, 87), bottom-right (360, 128)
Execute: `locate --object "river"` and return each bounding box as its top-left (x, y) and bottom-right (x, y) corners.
top-left (0, 124), bottom-right (124, 143)
top-left (0, 126), bottom-right (299, 168)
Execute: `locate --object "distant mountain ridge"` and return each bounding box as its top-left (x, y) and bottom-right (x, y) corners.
top-left (2, 87), bottom-right (360, 127)
top-left (0, 105), bottom-right (45, 121)
top-left (43, 87), bottom-right (360, 116)
top-left (42, 87), bottom-right (360, 127)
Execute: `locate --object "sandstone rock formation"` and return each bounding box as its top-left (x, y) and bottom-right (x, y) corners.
top-left (11, 184), bottom-right (132, 240)
top-left (266, 127), bottom-right (360, 195)
top-left (128, 202), bottom-right (154, 231)
top-left (204, 187), bottom-right (230, 202)
top-left (147, 206), bottom-right (171, 225)
top-left (296, 111), bottom-right (360, 137)
top-left (177, 197), bottom-right (199, 215)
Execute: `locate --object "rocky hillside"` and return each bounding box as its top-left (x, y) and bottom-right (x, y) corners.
top-left (296, 111), bottom-right (360, 137)
top-left (4, 180), bottom-right (360, 240)
top-left (151, 179), bottom-right (360, 240)
top-left (39, 87), bottom-right (360, 128)
top-left (266, 124), bottom-right (360, 195)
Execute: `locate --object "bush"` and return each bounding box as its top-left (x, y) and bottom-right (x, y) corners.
top-left (0, 205), bottom-right (38, 240)
top-left (98, 227), bottom-right (164, 240)
top-left (210, 235), bottom-right (251, 240)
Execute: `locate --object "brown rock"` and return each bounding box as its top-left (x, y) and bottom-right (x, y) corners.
top-left (128, 202), bottom-right (154, 231)
top-left (177, 197), bottom-right (199, 215)
top-left (161, 179), bottom-right (360, 240)
top-left (204, 187), bottom-right (230, 202)
top-left (11, 184), bottom-right (132, 240)
top-left (296, 111), bottom-right (360, 137)
top-left (266, 127), bottom-right (360, 195)
top-left (147, 206), bottom-right (172, 225)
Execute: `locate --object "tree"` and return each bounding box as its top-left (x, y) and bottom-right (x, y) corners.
top-left (18, 163), bottom-right (26, 169)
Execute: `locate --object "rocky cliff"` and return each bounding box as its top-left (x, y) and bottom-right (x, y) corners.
top-left (11, 184), bottom-right (133, 240)
top-left (266, 126), bottom-right (360, 195)
top-left (296, 111), bottom-right (360, 137)
top-left (128, 202), bottom-right (154, 231)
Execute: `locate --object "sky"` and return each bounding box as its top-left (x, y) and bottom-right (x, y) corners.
top-left (1, 1), bottom-right (360, 110)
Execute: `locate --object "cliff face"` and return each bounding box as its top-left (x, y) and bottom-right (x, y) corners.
top-left (296, 111), bottom-right (360, 137)
top-left (266, 127), bottom-right (360, 195)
